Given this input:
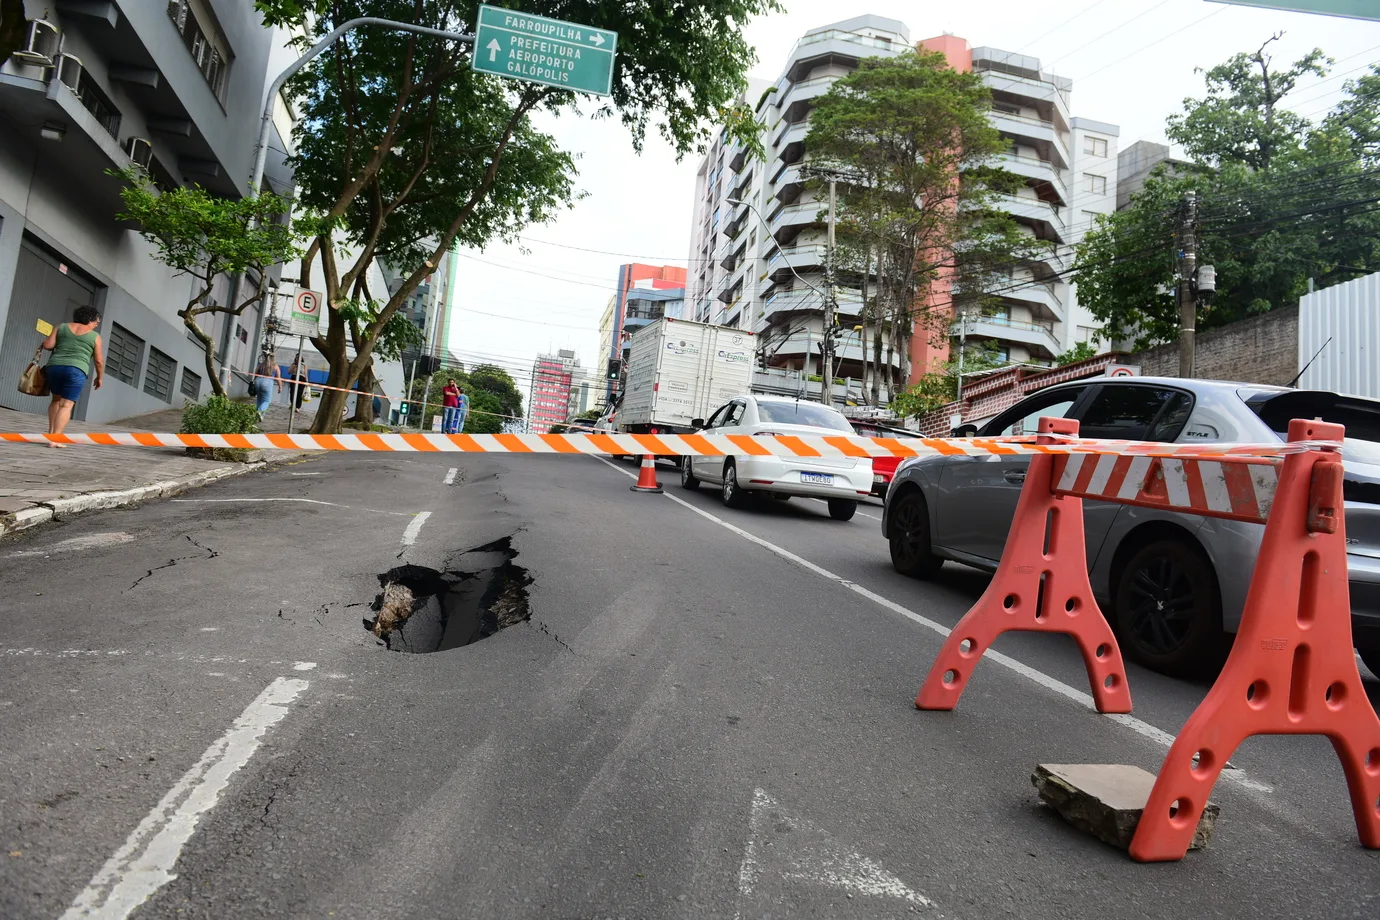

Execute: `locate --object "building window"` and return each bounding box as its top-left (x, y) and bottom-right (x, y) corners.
top-left (1084, 136), bottom-right (1108, 157)
top-left (1080, 210), bottom-right (1102, 231)
top-left (180, 366), bottom-right (202, 400)
top-left (76, 72), bottom-right (120, 138)
top-left (1084, 173), bottom-right (1107, 195)
top-left (993, 101), bottom-right (1021, 116)
top-left (144, 347), bottom-right (176, 402)
top-left (106, 323), bottom-right (145, 386)
top-left (167, 0), bottom-right (230, 101)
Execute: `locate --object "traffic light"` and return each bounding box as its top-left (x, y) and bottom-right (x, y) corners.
top-left (606, 359), bottom-right (621, 381)
top-left (398, 401), bottom-right (410, 416)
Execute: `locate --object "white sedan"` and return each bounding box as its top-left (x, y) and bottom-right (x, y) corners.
top-left (680, 395), bottom-right (873, 521)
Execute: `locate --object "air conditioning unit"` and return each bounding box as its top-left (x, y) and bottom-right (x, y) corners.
top-left (13, 20), bottom-right (60, 67)
top-left (54, 53), bottom-right (83, 92)
top-left (124, 137), bottom-right (153, 169)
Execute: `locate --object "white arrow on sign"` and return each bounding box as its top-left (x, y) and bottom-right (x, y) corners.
top-left (486, 37), bottom-right (501, 62)
top-left (735, 788), bottom-right (935, 915)
top-left (590, 33), bottom-right (605, 47)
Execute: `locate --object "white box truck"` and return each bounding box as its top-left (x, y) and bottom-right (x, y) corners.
top-left (617, 317), bottom-right (756, 435)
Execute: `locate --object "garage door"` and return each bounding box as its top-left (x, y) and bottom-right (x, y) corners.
top-left (0, 238), bottom-right (101, 415)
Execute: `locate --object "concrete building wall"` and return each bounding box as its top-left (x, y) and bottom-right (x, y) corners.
top-left (1067, 116), bottom-right (1120, 351)
top-left (1131, 305), bottom-right (1300, 386)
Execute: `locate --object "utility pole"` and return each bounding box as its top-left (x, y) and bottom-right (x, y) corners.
top-left (822, 175), bottom-right (838, 407)
top-left (1177, 191), bottom-right (1197, 379)
top-left (954, 312), bottom-right (968, 402)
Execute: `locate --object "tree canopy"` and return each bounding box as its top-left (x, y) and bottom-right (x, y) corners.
top-left (253, 0), bottom-right (779, 433)
top-left (1073, 36), bottom-right (1380, 350)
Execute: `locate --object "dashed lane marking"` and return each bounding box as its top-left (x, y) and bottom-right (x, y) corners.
top-left (595, 457), bottom-right (1271, 794)
top-left (444, 467), bottom-right (458, 485)
top-left (401, 511), bottom-right (432, 547)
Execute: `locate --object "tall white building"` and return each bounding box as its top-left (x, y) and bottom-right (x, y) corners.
top-left (684, 17), bottom-right (1120, 386)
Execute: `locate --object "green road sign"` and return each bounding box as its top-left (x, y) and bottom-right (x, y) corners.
top-left (1208, 0), bottom-right (1380, 21)
top-left (471, 3), bottom-right (617, 96)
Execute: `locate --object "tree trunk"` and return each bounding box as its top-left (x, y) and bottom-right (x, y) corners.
top-left (183, 310), bottom-right (226, 398)
top-left (348, 363), bottom-right (376, 425)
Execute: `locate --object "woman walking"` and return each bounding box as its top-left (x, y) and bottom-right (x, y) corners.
top-left (289, 356), bottom-right (308, 410)
top-left (252, 355), bottom-right (282, 420)
top-left (39, 305), bottom-right (103, 447)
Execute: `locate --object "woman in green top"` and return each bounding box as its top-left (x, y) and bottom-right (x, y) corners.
top-left (40, 305), bottom-right (104, 447)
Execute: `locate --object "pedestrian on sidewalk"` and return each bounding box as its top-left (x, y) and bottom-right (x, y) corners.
top-left (252, 355), bottom-right (282, 420)
top-left (441, 378), bottom-right (462, 434)
top-left (39, 306), bottom-right (104, 447)
top-left (289, 356), bottom-right (308, 410)
top-left (456, 385), bottom-right (470, 433)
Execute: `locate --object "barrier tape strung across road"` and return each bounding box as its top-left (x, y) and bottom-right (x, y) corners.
top-left (0, 430), bottom-right (1329, 460)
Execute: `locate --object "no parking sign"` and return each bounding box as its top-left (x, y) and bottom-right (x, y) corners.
top-left (286, 290), bottom-right (323, 337)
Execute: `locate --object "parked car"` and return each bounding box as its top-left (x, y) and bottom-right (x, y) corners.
top-left (680, 395), bottom-right (874, 520)
top-left (850, 419), bottom-right (919, 499)
top-left (881, 376), bottom-right (1380, 677)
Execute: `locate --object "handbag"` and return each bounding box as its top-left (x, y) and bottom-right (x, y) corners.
top-left (17, 347), bottom-right (48, 397)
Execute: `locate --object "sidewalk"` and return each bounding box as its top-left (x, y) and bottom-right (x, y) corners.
top-left (0, 400), bottom-right (321, 538)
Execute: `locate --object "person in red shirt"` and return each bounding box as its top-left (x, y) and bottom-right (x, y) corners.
top-left (441, 378), bottom-right (462, 434)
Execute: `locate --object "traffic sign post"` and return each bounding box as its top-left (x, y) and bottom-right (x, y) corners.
top-left (471, 4), bottom-right (617, 96)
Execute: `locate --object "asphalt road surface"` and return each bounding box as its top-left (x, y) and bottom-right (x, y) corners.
top-left (2, 452), bottom-right (1378, 920)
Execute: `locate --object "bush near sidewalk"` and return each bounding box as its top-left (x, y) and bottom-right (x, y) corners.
top-left (180, 394), bottom-right (262, 463)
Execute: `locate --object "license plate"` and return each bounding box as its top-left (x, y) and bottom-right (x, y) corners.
top-left (873, 473), bottom-right (884, 483)
top-left (801, 472), bottom-right (833, 484)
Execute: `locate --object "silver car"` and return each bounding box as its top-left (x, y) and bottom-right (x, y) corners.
top-left (881, 377), bottom-right (1380, 676)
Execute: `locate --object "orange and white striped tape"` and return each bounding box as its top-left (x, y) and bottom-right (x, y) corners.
top-left (0, 430), bottom-right (1319, 461)
top-left (1052, 453), bottom-right (1280, 524)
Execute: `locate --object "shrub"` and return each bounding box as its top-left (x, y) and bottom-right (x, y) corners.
top-left (181, 394), bottom-right (261, 435)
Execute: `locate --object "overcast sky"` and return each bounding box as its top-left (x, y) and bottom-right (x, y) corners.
top-left (445, 0), bottom-right (1380, 394)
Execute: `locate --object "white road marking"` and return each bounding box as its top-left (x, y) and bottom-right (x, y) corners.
top-left (0, 648), bottom-right (315, 668)
top-left (170, 498), bottom-right (411, 516)
top-left (736, 788), bottom-right (933, 917)
top-left (7, 532), bottom-right (135, 557)
top-left (288, 472), bottom-right (323, 476)
top-left (199, 628), bottom-right (219, 632)
top-left (443, 467), bottom-right (458, 485)
top-left (292, 661), bottom-right (317, 671)
top-left (401, 511), bottom-right (432, 546)
top-left (596, 457), bottom-right (1271, 793)
top-left (61, 677), bottom-right (309, 920)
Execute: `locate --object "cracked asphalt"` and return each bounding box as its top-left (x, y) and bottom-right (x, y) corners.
top-left (1, 452), bottom-right (1378, 919)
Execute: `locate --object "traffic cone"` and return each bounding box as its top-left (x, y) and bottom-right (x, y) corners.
top-left (630, 454), bottom-right (663, 493)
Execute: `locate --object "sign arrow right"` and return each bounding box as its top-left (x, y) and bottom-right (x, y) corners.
top-left (486, 37), bottom-right (501, 62)
top-left (590, 33), bottom-right (605, 46)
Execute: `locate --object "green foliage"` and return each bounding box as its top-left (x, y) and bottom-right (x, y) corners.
top-left (890, 341), bottom-right (1010, 419)
top-left (467, 364), bottom-right (524, 419)
top-left (575, 407), bottom-right (602, 421)
top-left (805, 51), bottom-right (1039, 394)
top-left (404, 363), bottom-right (524, 433)
top-left (252, 0), bottom-right (779, 433)
top-left (181, 394), bottom-right (262, 435)
top-left (338, 299), bottom-right (424, 362)
top-left (1074, 40), bottom-right (1380, 350)
top-left (113, 166), bottom-right (301, 396)
top-left (1056, 341), bottom-right (1099, 366)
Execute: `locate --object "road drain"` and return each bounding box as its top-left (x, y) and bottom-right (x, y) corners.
top-left (364, 537), bottom-right (532, 653)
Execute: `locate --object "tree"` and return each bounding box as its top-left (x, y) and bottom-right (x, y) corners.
top-left (805, 51), bottom-right (1044, 403)
top-left (254, 0), bottom-right (780, 433)
top-left (890, 340), bottom-right (1009, 420)
top-left (113, 168), bottom-right (301, 395)
top-left (342, 299), bottom-right (424, 425)
top-left (405, 362), bottom-right (521, 433)
top-left (1074, 39), bottom-right (1380, 350)
top-left (1055, 340), bottom-right (1099, 366)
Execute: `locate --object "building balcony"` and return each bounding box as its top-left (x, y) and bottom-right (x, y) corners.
top-left (767, 242), bottom-right (827, 280)
top-left (770, 201), bottom-right (821, 244)
top-left (776, 74), bottom-right (834, 123)
top-left (999, 282), bottom-right (1065, 323)
top-left (774, 163), bottom-right (806, 204)
top-left (762, 288), bottom-right (823, 323)
top-left (979, 71), bottom-right (1071, 132)
top-left (961, 314), bottom-right (1061, 358)
top-left (728, 140), bottom-right (747, 173)
top-left (988, 110), bottom-right (1070, 170)
top-left (784, 29), bottom-right (906, 82)
top-left (997, 194), bottom-right (1068, 245)
top-left (774, 120), bottom-right (808, 164)
top-left (997, 153), bottom-right (1070, 207)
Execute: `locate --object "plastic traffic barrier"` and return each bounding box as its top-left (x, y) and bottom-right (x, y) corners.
top-left (1128, 419), bottom-right (1380, 862)
top-left (915, 417), bottom-right (1133, 714)
top-left (630, 454), bottom-right (664, 494)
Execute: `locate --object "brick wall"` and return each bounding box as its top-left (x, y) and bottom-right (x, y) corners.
top-left (1130, 305), bottom-right (1298, 386)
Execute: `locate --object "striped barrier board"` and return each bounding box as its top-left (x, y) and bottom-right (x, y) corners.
top-left (0, 431), bottom-right (1324, 461)
top-left (1052, 453), bottom-right (1281, 524)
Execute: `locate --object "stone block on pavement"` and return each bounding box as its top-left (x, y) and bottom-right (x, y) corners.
top-left (1032, 763), bottom-right (1219, 851)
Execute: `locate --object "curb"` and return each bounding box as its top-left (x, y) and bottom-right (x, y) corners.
top-left (0, 454), bottom-right (303, 539)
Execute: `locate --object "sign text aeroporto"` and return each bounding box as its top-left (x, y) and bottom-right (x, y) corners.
top-left (471, 4), bottom-right (618, 96)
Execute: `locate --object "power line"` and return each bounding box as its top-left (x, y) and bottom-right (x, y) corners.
top-left (1015, 0), bottom-right (1116, 54)
top-left (1069, 5), bottom-right (1229, 83)
top-left (1047, 0), bottom-right (1174, 69)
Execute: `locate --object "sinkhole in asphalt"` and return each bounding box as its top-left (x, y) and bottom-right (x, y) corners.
top-left (364, 537), bottom-right (532, 653)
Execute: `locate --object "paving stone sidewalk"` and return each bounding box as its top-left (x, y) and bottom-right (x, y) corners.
top-left (0, 401), bottom-right (321, 538)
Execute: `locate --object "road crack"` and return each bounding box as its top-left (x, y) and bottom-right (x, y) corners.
top-left (126, 534), bottom-right (219, 592)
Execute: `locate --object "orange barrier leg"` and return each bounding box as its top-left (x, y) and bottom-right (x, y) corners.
top-left (1130, 420), bottom-right (1380, 862)
top-left (630, 454), bottom-right (663, 493)
top-left (917, 417), bottom-right (1132, 714)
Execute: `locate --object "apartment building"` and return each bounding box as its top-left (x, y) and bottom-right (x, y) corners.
top-left (528, 349), bottom-right (579, 434)
top-left (597, 262), bottom-right (685, 399)
top-left (685, 17), bottom-right (1120, 386)
top-left (0, 1), bottom-right (295, 422)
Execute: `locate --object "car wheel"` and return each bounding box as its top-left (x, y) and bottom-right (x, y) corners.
top-left (1113, 538), bottom-right (1223, 674)
top-left (721, 461), bottom-right (747, 509)
top-left (827, 499), bottom-right (857, 521)
top-left (680, 459), bottom-right (699, 491)
top-left (1358, 646), bottom-right (1380, 680)
top-left (888, 490), bottom-right (943, 579)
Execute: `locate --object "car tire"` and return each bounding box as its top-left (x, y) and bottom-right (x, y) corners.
top-left (888, 490), bottom-right (943, 579)
top-left (1358, 646), bottom-right (1380, 680)
top-left (827, 499), bottom-right (857, 521)
top-left (721, 461), bottom-right (748, 509)
top-left (1112, 538), bottom-right (1223, 675)
top-left (680, 459), bottom-right (699, 491)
